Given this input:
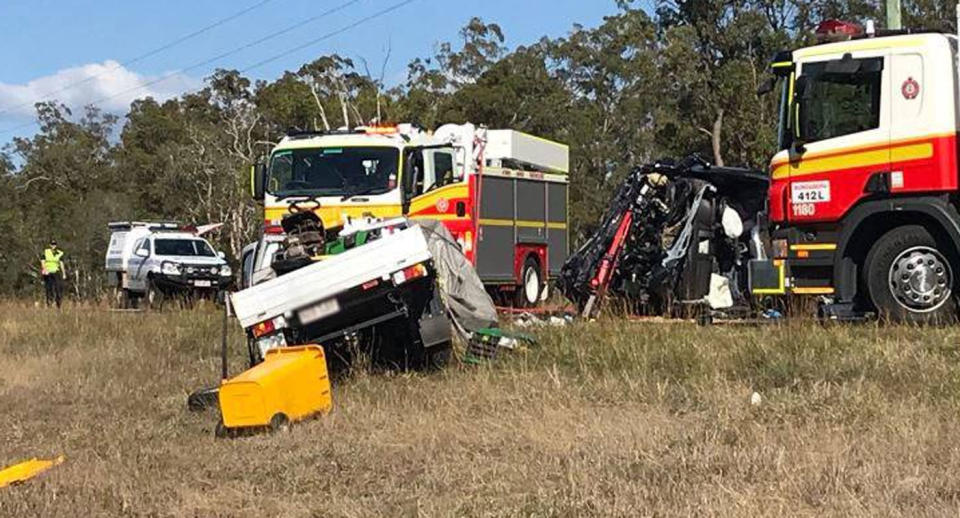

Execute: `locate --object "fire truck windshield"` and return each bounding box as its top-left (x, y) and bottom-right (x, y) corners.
top-left (267, 146), bottom-right (399, 199)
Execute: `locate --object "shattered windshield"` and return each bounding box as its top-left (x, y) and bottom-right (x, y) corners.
top-left (155, 239), bottom-right (216, 257)
top-left (267, 147), bottom-right (399, 198)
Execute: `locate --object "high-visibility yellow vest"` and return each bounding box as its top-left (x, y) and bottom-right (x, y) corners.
top-left (43, 249), bottom-right (64, 274)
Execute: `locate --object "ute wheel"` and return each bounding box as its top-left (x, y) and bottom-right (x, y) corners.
top-left (864, 225), bottom-right (957, 323)
top-left (516, 257), bottom-right (543, 308)
top-left (269, 413), bottom-right (290, 433)
top-left (146, 279), bottom-right (163, 311)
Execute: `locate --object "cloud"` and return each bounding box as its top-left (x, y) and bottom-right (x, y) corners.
top-left (0, 60), bottom-right (201, 119)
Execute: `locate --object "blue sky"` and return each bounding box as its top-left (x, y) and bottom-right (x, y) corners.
top-left (0, 0), bottom-right (628, 143)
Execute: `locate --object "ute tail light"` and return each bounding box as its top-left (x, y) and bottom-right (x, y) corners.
top-left (816, 20), bottom-right (863, 43)
top-left (251, 315), bottom-right (287, 338)
top-left (391, 263), bottom-right (428, 285)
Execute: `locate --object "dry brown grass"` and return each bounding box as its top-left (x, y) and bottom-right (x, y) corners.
top-left (2, 300), bottom-right (960, 516)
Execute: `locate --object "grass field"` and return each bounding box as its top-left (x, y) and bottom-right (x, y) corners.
top-left (3, 301), bottom-right (960, 516)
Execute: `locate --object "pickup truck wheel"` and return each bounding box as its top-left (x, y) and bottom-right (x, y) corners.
top-left (146, 280), bottom-right (163, 311)
top-left (516, 257), bottom-right (543, 308)
top-left (112, 287), bottom-right (130, 309)
top-left (864, 225), bottom-right (957, 323)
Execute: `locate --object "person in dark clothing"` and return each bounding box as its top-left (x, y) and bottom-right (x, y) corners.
top-left (40, 240), bottom-right (66, 308)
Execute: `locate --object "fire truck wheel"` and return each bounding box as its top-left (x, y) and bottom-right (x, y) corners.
top-left (517, 257), bottom-right (543, 308)
top-left (864, 225), bottom-right (957, 323)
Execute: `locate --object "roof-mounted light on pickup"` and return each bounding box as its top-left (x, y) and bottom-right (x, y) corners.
top-left (361, 125), bottom-right (399, 135)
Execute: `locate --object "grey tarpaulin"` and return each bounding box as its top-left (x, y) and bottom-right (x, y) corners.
top-left (413, 219), bottom-right (499, 332)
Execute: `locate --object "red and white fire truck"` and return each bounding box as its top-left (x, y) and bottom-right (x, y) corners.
top-left (751, 19), bottom-right (960, 321)
top-left (251, 123), bottom-right (569, 306)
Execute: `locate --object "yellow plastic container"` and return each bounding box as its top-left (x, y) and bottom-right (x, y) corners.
top-left (218, 345), bottom-right (332, 435)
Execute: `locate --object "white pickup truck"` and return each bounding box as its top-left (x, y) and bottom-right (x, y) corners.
top-left (231, 223), bottom-right (453, 369)
top-left (105, 222), bottom-right (233, 308)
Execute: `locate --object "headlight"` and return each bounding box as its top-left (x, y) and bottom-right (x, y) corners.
top-left (256, 332), bottom-right (287, 358)
top-left (220, 265), bottom-right (232, 277)
top-left (210, 266), bottom-right (219, 275)
top-left (161, 262), bottom-right (181, 276)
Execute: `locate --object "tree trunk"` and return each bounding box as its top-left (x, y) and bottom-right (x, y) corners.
top-left (712, 109), bottom-right (725, 167)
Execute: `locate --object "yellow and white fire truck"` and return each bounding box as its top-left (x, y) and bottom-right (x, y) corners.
top-left (751, 18), bottom-right (960, 321)
top-left (251, 123), bottom-right (569, 306)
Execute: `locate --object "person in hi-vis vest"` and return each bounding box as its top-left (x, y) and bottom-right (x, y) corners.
top-left (40, 239), bottom-right (66, 308)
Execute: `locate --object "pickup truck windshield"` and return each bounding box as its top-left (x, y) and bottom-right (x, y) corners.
top-left (155, 239), bottom-right (216, 257)
top-left (267, 147), bottom-right (399, 198)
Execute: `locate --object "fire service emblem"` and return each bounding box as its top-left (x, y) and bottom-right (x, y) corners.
top-left (902, 77), bottom-right (920, 100)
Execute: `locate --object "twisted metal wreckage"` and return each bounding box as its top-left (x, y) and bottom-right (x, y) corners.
top-left (557, 156), bottom-right (770, 320)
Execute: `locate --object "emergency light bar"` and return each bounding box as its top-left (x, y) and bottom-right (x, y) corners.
top-left (360, 125), bottom-right (399, 135)
top-left (816, 20), bottom-right (864, 43)
top-left (107, 221), bottom-right (181, 232)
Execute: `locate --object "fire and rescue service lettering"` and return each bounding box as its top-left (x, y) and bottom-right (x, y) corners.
top-left (791, 181), bottom-right (831, 204)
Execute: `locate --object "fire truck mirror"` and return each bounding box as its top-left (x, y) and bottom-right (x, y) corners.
top-left (251, 162), bottom-right (266, 201)
top-left (757, 77), bottom-right (776, 97)
top-left (456, 201), bottom-right (466, 218)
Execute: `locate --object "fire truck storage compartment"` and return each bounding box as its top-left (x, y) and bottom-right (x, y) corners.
top-left (476, 169), bottom-right (568, 283)
top-left (484, 130), bottom-right (570, 174)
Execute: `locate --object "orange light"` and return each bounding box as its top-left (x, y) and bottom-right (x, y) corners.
top-left (365, 126), bottom-right (399, 135)
top-left (797, 250), bottom-right (810, 258)
top-left (404, 263), bottom-right (427, 279)
top-left (252, 319), bottom-right (275, 338)
top-left (392, 263), bottom-right (428, 284)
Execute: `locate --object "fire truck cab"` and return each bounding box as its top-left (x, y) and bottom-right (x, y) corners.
top-left (251, 123), bottom-right (569, 306)
top-left (752, 21), bottom-right (960, 321)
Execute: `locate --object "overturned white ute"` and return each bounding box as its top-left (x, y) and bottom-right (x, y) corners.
top-left (105, 221), bottom-right (233, 309)
top-left (231, 218), bottom-right (497, 370)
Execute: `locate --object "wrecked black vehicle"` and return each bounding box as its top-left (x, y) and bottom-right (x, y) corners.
top-left (557, 155), bottom-right (769, 319)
